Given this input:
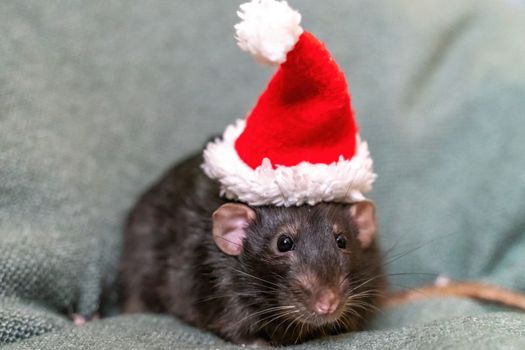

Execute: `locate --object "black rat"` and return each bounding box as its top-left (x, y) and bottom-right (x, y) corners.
top-left (118, 152), bottom-right (525, 345)
top-left (119, 152), bottom-right (386, 346)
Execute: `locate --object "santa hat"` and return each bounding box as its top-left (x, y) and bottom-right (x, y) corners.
top-left (202, 0), bottom-right (376, 207)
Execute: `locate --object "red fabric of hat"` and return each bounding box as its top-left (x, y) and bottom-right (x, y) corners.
top-left (235, 32), bottom-right (357, 169)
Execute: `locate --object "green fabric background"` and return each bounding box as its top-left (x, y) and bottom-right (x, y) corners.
top-left (1, 0), bottom-right (524, 348)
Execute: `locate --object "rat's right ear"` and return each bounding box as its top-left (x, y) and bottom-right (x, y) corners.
top-left (350, 200), bottom-right (378, 249)
top-left (212, 203), bottom-right (256, 256)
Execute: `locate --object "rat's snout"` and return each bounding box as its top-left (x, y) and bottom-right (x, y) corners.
top-left (313, 289), bottom-right (340, 315)
top-left (295, 270), bottom-right (343, 319)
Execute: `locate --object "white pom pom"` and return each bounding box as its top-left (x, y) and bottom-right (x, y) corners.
top-left (235, 0), bottom-right (304, 66)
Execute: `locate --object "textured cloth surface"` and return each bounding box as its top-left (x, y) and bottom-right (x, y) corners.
top-left (3, 313), bottom-right (525, 350)
top-left (1, 0), bottom-right (525, 348)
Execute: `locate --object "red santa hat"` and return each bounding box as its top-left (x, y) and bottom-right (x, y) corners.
top-left (202, 0), bottom-right (376, 207)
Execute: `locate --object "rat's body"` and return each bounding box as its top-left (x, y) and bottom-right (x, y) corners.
top-left (119, 153), bottom-right (386, 345)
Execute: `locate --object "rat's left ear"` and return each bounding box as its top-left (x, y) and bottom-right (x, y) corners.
top-left (212, 203), bottom-right (256, 256)
top-left (350, 201), bottom-right (377, 249)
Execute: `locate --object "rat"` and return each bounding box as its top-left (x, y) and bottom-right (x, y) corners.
top-left (118, 152), bottom-right (525, 345)
top-left (119, 152), bottom-right (386, 346)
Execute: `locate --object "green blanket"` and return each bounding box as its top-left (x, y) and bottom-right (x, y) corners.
top-left (1, 0), bottom-right (524, 348)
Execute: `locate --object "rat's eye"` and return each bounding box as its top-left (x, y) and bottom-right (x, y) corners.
top-left (277, 235), bottom-right (295, 252)
top-left (335, 234), bottom-right (347, 249)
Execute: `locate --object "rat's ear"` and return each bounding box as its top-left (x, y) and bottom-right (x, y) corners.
top-left (350, 201), bottom-right (377, 249)
top-left (212, 203), bottom-right (256, 256)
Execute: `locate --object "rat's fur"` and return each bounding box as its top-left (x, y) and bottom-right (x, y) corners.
top-left (119, 153), bottom-right (386, 345)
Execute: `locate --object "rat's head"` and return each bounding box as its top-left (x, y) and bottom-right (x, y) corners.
top-left (212, 201), bottom-right (384, 342)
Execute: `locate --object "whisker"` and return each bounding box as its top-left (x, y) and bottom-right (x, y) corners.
top-left (230, 267), bottom-right (283, 289)
top-left (348, 275), bottom-right (385, 295)
top-left (293, 313), bottom-right (310, 344)
top-left (283, 313), bottom-right (300, 339)
top-left (230, 305), bottom-right (296, 330)
top-left (381, 233), bottom-right (409, 259)
top-left (212, 235), bottom-right (243, 247)
top-left (195, 291), bottom-right (269, 304)
top-left (346, 298), bottom-right (381, 313)
top-left (254, 309), bottom-right (300, 331)
top-left (385, 272), bottom-right (438, 278)
top-left (271, 311), bottom-right (299, 338)
top-left (383, 233), bottom-right (456, 266)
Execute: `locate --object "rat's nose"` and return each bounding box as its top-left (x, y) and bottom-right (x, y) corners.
top-left (313, 289), bottom-right (340, 315)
